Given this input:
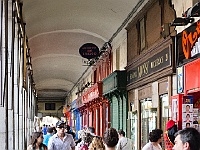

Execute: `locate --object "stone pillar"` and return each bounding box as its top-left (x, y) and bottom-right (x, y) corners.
top-left (14, 22), bottom-right (19, 150)
top-left (7, 1), bottom-right (14, 149)
top-left (0, 0), bottom-right (8, 149)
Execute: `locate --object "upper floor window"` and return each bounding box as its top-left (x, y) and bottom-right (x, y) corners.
top-left (45, 103), bottom-right (56, 110)
top-left (139, 17), bottom-right (146, 53)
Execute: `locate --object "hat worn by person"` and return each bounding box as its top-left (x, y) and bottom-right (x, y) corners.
top-left (166, 120), bottom-right (175, 130)
top-left (56, 121), bottom-right (65, 128)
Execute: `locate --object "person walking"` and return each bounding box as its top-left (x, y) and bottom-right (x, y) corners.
top-left (43, 127), bottom-right (54, 146)
top-left (42, 124), bottom-right (48, 135)
top-left (164, 120), bottom-right (177, 150)
top-left (173, 127), bottom-right (200, 150)
top-left (88, 127), bottom-right (96, 136)
top-left (27, 132), bottom-right (47, 150)
top-left (65, 124), bottom-right (76, 139)
top-left (48, 121), bottom-right (75, 150)
top-left (142, 129), bottom-right (163, 150)
top-left (102, 128), bottom-right (119, 150)
top-left (89, 136), bottom-right (105, 150)
top-left (116, 129), bottom-right (133, 150)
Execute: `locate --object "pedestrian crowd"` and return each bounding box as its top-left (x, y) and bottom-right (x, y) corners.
top-left (27, 120), bottom-right (200, 150)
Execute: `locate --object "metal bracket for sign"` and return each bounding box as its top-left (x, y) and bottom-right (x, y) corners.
top-left (82, 59), bottom-right (96, 66)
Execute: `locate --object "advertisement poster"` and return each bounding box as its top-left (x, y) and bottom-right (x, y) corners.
top-left (172, 98), bottom-right (178, 122)
top-left (193, 108), bottom-right (199, 130)
top-left (177, 66), bottom-right (184, 93)
top-left (182, 96), bottom-right (193, 129)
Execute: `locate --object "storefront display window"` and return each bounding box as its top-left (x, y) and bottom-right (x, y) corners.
top-left (130, 112), bottom-right (137, 150)
top-left (140, 99), bottom-right (157, 148)
top-left (160, 94), bottom-right (170, 149)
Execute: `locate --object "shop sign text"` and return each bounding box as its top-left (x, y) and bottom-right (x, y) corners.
top-left (82, 87), bottom-right (99, 103)
top-left (127, 47), bottom-right (171, 84)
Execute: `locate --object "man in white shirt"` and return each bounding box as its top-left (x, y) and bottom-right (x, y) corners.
top-left (48, 121), bottom-right (75, 150)
top-left (116, 129), bottom-right (134, 150)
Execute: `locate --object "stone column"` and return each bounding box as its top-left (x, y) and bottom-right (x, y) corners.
top-left (13, 20), bottom-right (19, 150)
top-left (7, 1), bottom-right (14, 149)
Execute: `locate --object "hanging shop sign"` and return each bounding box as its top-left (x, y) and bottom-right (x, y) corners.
top-left (79, 43), bottom-right (99, 59)
top-left (177, 20), bottom-right (200, 66)
top-left (127, 47), bottom-right (171, 84)
top-left (82, 82), bottom-right (102, 104)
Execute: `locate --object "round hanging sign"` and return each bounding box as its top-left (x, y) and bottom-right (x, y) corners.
top-left (79, 43), bottom-right (99, 59)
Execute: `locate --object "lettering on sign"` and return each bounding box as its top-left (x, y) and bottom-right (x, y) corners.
top-left (182, 21), bottom-right (200, 59)
top-left (127, 47), bottom-right (171, 84)
top-left (82, 87), bottom-right (99, 103)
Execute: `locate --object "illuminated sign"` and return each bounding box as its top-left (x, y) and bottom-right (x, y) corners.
top-left (182, 21), bottom-right (200, 59)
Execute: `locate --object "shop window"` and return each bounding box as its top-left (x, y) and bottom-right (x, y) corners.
top-left (129, 111), bottom-right (138, 150)
top-left (116, 46), bottom-right (120, 70)
top-left (45, 103), bottom-right (56, 110)
top-left (160, 94), bottom-right (170, 149)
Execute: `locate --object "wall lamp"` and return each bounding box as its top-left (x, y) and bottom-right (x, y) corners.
top-left (170, 17), bottom-right (194, 26)
top-left (75, 82), bottom-right (95, 95)
top-left (171, 2), bottom-right (200, 27)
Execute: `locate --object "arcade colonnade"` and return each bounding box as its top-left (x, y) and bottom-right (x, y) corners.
top-left (0, 1), bottom-right (36, 149)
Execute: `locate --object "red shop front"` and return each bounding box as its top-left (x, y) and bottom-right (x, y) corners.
top-left (171, 19), bottom-right (200, 131)
top-left (171, 20), bottom-right (200, 131)
top-left (82, 82), bottom-right (106, 136)
top-left (171, 59), bottom-right (200, 130)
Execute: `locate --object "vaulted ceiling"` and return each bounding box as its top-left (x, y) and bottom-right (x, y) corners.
top-left (22, 0), bottom-right (139, 101)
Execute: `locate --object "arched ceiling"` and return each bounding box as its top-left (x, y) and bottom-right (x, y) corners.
top-left (22, 0), bottom-right (139, 100)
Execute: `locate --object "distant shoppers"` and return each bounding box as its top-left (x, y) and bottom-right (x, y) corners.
top-left (27, 132), bottom-right (47, 150)
top-left (77, 131), bottom-right (94, 150)
top-left (76, 125), bottom-right (88, 145)
top-left (88, 127), bottom-right (96, 136)
top-left (116, 129), bottom-right (134, 150)
top-left (48, 121), bottom-right (75, 150)
top-left (102, 128), bottom-right (119, 150)
top-left (78, 125), bottom-right (88, 139)
top-left (42, 124), bottom-right (48, 135)
top-left (173, 127), bottom-right (200, 150)
top-left (65, 124), bottom-right (76, 139)
top-left (43, 127), bottom-right (54, 146)
top-left (142, 129), bottom-right (163, 150)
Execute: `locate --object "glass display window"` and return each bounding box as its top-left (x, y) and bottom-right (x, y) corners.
top-left (130, 111), bottom-right (137, 150)
top-left (140, 98), bottom-right (157, 148)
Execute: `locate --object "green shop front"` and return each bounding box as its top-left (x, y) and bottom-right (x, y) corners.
top-left (102, 70), bottom-right (127, 132)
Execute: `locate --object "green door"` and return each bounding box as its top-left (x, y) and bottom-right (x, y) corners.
top-left (112, 96), bottom-right (119, 129)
